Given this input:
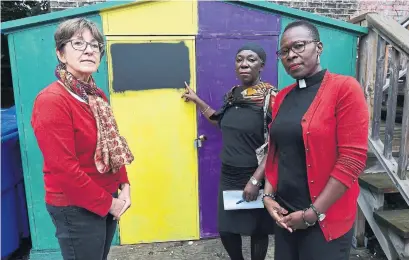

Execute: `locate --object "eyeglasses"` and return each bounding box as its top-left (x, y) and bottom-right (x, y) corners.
top-left (276, 40), bottom-right (320, 59)
top-left (66, 39), bottom-right (104, 53)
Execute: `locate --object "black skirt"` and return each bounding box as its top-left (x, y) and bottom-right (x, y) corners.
top-left (217, 164), bottom-right (275, 236)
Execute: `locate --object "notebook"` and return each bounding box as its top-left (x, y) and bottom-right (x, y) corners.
top-left (223, 190), bottom-right (265, 210)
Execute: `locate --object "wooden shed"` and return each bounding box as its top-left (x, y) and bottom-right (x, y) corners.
top-left (1, 1), bottom-right (367, 258)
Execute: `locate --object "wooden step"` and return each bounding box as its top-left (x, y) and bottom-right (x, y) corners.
top-left (374, 209), bottom-right (409, 239)
top-left (359, 173), bottom-right (399, 194)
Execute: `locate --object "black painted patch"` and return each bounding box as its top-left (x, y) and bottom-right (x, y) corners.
top-left (111, 42), bottom-right (191, 92)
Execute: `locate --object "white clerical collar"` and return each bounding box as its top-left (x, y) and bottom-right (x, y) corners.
top-left (298, 79), bottom-right (307, 89)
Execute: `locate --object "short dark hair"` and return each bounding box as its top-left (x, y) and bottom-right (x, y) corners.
top-left (283, 20), bottom-right (320, 41)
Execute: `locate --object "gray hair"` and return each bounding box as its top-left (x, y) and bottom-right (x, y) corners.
top-left (54, 18), bottom-right (105, 57)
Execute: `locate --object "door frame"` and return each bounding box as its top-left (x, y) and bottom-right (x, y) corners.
top-left (105, 36), bottom-right (200, 244)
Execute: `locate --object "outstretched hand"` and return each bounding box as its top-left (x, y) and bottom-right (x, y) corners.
top-left (181, 82), bottom-right (199, 103)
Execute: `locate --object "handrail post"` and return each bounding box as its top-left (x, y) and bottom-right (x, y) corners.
top-left (372, 36), bottom-right (386, 141)
top-left (383, 48), bottom-right (400, 159)
top-left (397, 60), bottom-right (409, 180)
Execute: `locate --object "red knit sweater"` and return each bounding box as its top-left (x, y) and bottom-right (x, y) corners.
top-left (265, 71), bottom-right (369, 241)
top-left (31, 81), bottom-right (129, 217)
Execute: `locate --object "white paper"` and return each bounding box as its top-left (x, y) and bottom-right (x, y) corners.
top-left (223, 190), bottom-right (265, 210)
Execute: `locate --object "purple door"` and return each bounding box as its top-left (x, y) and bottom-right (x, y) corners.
top-left (196, 37), bottom-right (279, 237)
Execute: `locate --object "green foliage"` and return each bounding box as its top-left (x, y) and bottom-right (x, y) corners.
top-left (1, 0), bottom-right (50, 22)
top-left (1, 1), bottom-right (50, 108)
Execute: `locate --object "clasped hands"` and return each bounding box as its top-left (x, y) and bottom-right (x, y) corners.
top-left (263, 197), bottom-right (318, 232)
top-left (109, 183), bottom-right (131, 220)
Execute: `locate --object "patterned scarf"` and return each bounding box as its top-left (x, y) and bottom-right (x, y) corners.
top-left (55, 64), bottom-right (134, 174)
top-left (226, 82), bottom-right (277, 107)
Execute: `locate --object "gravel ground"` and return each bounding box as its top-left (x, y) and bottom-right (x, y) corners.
top-left (107, 236), bottom-right (386, 260)
top-left (9, 236), bottom-right (387, 260)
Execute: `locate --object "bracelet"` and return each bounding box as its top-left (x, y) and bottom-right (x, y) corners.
top-left (261, 193), bottom-right (275, 203)
top-left (201, 106), bottom-right (210, 114)
top-left (302, 208), bottom-right (316, 227)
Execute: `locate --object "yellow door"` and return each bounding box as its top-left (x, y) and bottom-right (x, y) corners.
top-left (106, 36), bottom-right (199, 244)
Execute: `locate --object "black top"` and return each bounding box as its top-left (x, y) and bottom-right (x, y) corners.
top-left (219, 87), bottom-right (271, 167)
top-left (269, 70), bottom-right (326, 211)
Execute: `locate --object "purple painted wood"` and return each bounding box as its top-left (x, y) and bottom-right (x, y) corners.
top-left (197, 2), bottom-right (280, 238)
top-left (198, 1), bottom-right (280, 36)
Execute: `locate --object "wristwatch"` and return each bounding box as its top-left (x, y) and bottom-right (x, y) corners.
top-left (250, 176), bottom-right (262, 187)
top-left (310, 204), bottom-right (326, 222)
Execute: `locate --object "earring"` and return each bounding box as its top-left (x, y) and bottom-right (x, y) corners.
top-left (317, 54), bottom-right (321, 64)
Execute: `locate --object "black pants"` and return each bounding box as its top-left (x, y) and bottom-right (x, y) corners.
top-left (274, 223), bottom-right (353, 260)
top-left (219, 232), bottom-right (269, 260)
top-left (46, 204), bottom-right (117, 260)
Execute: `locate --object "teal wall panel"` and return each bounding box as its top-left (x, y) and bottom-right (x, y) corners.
top-left (278, 16), bottom-right (359, 89)
top-left (8, 13), bottom-right (119, 254)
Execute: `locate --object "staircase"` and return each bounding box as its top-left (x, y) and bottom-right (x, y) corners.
top-left (352, 13), bottom-right (409, 260)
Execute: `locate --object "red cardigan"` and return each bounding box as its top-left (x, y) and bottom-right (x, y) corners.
top-left (265, 71), bottom-right (369, 241)
top-left (31, 81), bottom-right (129, 217)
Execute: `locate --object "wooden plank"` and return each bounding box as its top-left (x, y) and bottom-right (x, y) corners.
top-left (383, 46), bottom-right (390, 86)
top-left (353, 206), bottom-right (366, 248)
top-left (398, 60), bottom-right (409, 179)
top-left (368, 121), bottom-right (402, 159)
top-left (0, 1), bottom-right (131, 34)
top-left (7, 34), bottom-right (39, 248)
top-left (372, 36), bottom-right (386, 140)
top-left (106, 37), bottom-right (200, 244)
top-left (379, 122), bottom-right (403, 150)
top-left (384, 48), bottom-right (400, 159)
top-left (358, 189), bottom-right (398, 259)
top-left (349, 12), bottom-right (369, 24)
top-left (101, 1), bottom-right (198, 36)
top-left (367, 13), bottom-right (409, 55)
top-left (361, 30), bottom-right (378, 131)
top-left (374, 209), bottom-right (409, 239)
top-left (368, 138), bottom-right (409, 205)
top-left (349, 12), bottom-right (376, 25)
top-left (382, 68), bottom-right (407, 92)
top-left (357, 35), bottom-right (368, 88)
top-left (359, 173), bottom-right (399, 194)
top-left (235, 1), bottom-right (368, 35)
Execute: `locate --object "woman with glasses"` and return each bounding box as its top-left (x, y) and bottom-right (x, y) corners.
top-left (31, 18), bottom-right (134, 260)
top-left (261, 20), bottom-right (369, 259)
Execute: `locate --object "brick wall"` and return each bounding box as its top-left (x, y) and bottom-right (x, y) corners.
top-left (270, 0), bottom-right (408, 22)
top-left (270, 0), bottom-right (359, 21)
top-left (354, 0), bottom-right (409, 21)
top-left (50, 0), bottom-right (106, 12)
top-left (50, 0), bottom-right (409, 22)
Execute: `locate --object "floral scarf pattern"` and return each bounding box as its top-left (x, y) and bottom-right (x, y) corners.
top-left (55, 64), bottom-right (134, 174)
top-left (210, 82), bottom-right (277, 124)
top-left (225, 82), bottom-right (277, 107)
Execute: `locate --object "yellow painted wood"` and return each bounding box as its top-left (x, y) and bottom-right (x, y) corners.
top-left (106, 37), bottom-right (199, 244)
top-left (100, 0), bottom-right (198, 36)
